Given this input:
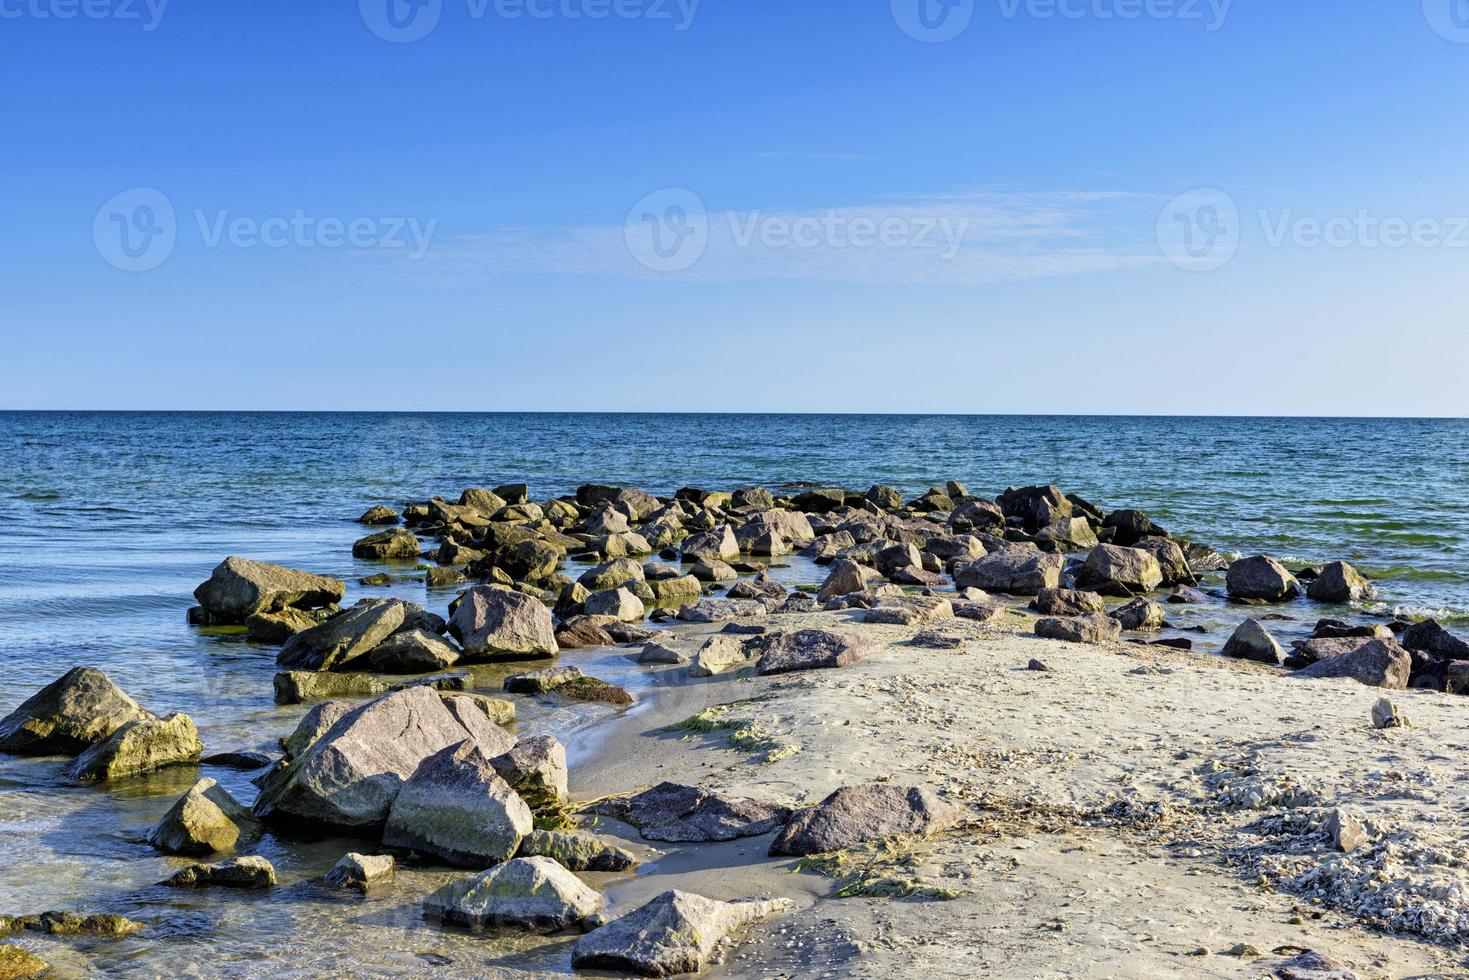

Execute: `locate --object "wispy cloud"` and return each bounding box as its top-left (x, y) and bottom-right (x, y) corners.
top-left (418, 188), bottom-right (1163, 285)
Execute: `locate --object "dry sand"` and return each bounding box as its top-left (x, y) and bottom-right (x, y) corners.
top-left (563, 606), bottom-right (1469, 978)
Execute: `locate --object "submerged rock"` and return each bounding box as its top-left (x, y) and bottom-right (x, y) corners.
top-left (1226, 556), bottom-right (1300, 603)
top-left (149, 777), bottom-right (259, 855)
top-left (193, 556), bottom-right (344, 622)
top-left (0, 667), bottom-right (155, 757)
top-left (352, 527), bottom-right (421, 560)
top-left (277, 599), bottom-right (407, 672)
top-left (68, 713), bottom-right (201, 783)
top-left (601, 782), bottom-right (792, 843)
top-left (517, 829), bottom-right (637, 872)
top-left (449, 586), bottom-right (558, 659)
top-left (383, 740), bottom-right (533, 867)
top-left (572, 889), bottom-right (793, 977)
top-left (324, 852), bottom-right (396, 891)
top-left (163, 855), bottom-right (276, 889)
top-left (0, 911), bottom-right (145, 938)
top-left (769, 783), bottom-right (965, 856)
top-left (1306, 561), bottom-right (1375, 604)
top-left (423, 856), bottom-right (604, 933)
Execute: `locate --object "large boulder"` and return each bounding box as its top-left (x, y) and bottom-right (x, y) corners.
top-left (68, 713), bottom-right (202, 783)
top-left (573, 890), bottom-right (793, 977)
top-left (816, 559), bottom-right (876, 602)
top-left (351, 528), bottom-right (421, 560)
top-left (278, 600), bottom-right (407, 671)
top-left (367, 629), bottom-right (461, 674)
top-left (1131, 538), bottom-right (1193, 585)
top-left (382, 739), bottom-right (534, 867)
top-left (680, 526), bottom-right (739, 563)
top-left (1222, 619), bottom-right (1287, 665)
top-left (1295, 639), bottom-right (1411, 689)
top-left (755, 629), bottom-right (875, 675)
top-left (193, 556), bottom-right (344, 622)
top-left (1076, 545), bottom-right (1163, 595)
top-left (490, 735), bottom-right (568, 809)
top-left (1034, 588), bottom-right (1105, 616)
top-left (254, 686), bottom-right (515, 830)
top-left (998, 485), bottom-right (1071, 530)
top-left (148, 777), bottom-right (259, 855)
top-left (1035, 517), bottom-right (1099, 552)
top-left (1306, 561), bottom-right (1375, 604)
top-left (281, 700), bottom-right (353, 759)
top-left (1034, 614), bottom-right (1121, 644)
top-left (423, 856), bottom-right (604, 933)
top-left (449, 586), bottom-right (558, 659)
top-left (769, 784), bottom-right (965, 856)
top-left (0, 667), bottom-right (155, 757)
top-left (1226, 556), bottom-right (1301, 603)
top-left (953, 550), bottom-right (1064, 596)
top-left (1401, 619), bottom-right (1469, 660)
top-left (578, 558), bottom-right (645, 592)
top-left (584, 587), bottom-right (646, 623)
top-left (162, 855), bottom-right (276, 889)
top-left (600, 782), bottom-right (792, 843)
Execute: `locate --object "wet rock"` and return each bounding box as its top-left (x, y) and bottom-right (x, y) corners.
top-left (352, 527), bottom-right (421, 560)
top-left (572, 889), bottom-right (792, 977)
top-left (324, 852), bottom-right (396, 891)
top-left (1309, 620), bottom-right (1391, 640)
top-left (193, 556), bottom-right (344, 622)
top-left (755, 629), bottom-right (875, 675)
top-left (490, 735), bottom-right (568, 808)
top-left (1294, 638), bottom-right (1411, 689)
top-left (584, 587), bottom-right (645, 623)
top-left (1035, 517), bottom-right (1099, 552)
top-left (163, 855), bottom-right (276, 889)
top-left (0, 945), bottom-right (48, 979)
top-left (449, 586), bottom-right (558, 659)
top-left (578, 558), bottom-right (645, 592)
top-left (1034, 588), bottom-right (1105, 616)
top-left (202, 750), bottom-right (272, 770)
top-left (1306, 561), bottom-right (1375, 604)
top-left (555, 677), bottom-right (634, 706)
top-left (1167, 586), bottom-right (1209, 604)
top-left (998, 485), bottom-right (1071, 530)
top-left (1221, 619), bottom-right (1287, 665)
top-left (769, 784), bottom-right (965, 856)
top-left (504, 666), bottom-right (584, 694)
top-left (953, 550), bottom-right (1064, 596)
top-left (555, 618), bottom-right (615, 650)
top-left (368, 629), bottom-right (461, 674)
top-left (278, 599), bottom-right (407, 671)
top-left (1034, 614), bottom-right (1122, 644)
top-left (1, 911), bottom-right (145, 938)
top-left (676, 599), bottom-right (768, 623)
top-left (149, 777), bottom-right (259, 855)
top-left (680, 526), bottom-right (739, 563)
top-left (1076, 544), bottom-right (1163, 595)
top-left (424, 856), bottom-right (603, 933)
top-left (1371, 697), bottom-right (1409, 729)
top-left (1401, 619), bottom-right (1469, 660)
top-left (383, 740), bottom-right (533, 867)
top-left (638, 640), bottom-right (688, 665)
top-left (816, 559), bottom-right (876, 603)
top-left (244, 605), bottom-right (339, 644)
top-left (1110, 597), bottom-right (1165, 632)
top-left (517, 830), bottom-right (637, 872)
top-left (689, 635), bottom-right (754, 677)
top-left (358, 505), bottom-right (401, 525)
top-left (69, 713), bottom-right (201, 783)
top-left (272, 670), bottom-right (466, 706)
top-left (1226, 556), bottom-right (1300, 603)
top-left (0, 667), bottom-right (155, 757)
top-left (600, 782), bottom-right (792, 843)
top-left (424, 567), bottom-right (466, 588)
top-left (254, 686), bottom-right (515, 830)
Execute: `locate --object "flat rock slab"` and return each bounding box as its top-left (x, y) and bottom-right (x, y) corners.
top-left (1034, 614), bottom-right (1122, 644)
top-left (755, 630), bottom-right (875, 675)
top-left (572, 889), bottom-right (793, 977)
top-left (862, 596), bottom-right (953, 626)
top-left (423, 856), bottom-right (604, 933)
top-left (163, 855), bottom-right (277, 889)
top-left (769, 783), bottom-right (966, 856)
top-left (516, 829), bottom-right (637, 872)
top-left (677, 599), bottom-right (769, 623)
top-left (598, 782), bottom-right (793, 843)
top-left (0, 667), bottom-right (155, 757)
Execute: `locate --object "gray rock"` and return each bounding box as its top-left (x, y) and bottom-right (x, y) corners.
top-left (368, 628), bottom-right (460, 674)
top-left (0, 667), bottom-right (155, 757)
top-left (1035, 516), bottom-right (1099, 551)
top-left (1294, 639), bottom-right (1411, 689)
top-left (816, 559), bottom-right (876, 602)
top-left (1076, 544), bottom-right (1163, 595)
top-left (1276, 950), bottom-right (1360, 980)
top-left (1306, 562), bottom-right (1376, 604)
top-left (358, 505), bottom-right (401, 525)
top-left (68, 713), bottom-right (202, 783)
top-left (148, 777), bottom-right (258, 856)
top-left (1110, 598), bottom-right (1165, 632)
top-left (278, 599), bottom-right (407, 671)
top-left (584, 587), bottom-right (646, 623)
top-left (272, 670), bottom-right (466, 706)
top-left (449, 586), bottom-right (558, 659)
top-left (1401, 619), bottom-right (1469, 660)
top-left (769, 784), bottom-right (965, 856)
top-left (1226, 556), bottom-right (1301, 603)
top-left (997, 485), bottom-right (1071, 530)
top-left (572, 890), bottom-right (793, 977)
top-left (953, 550), bottom-right (1064, 596)
top-left (600, 782), bottom-right (792, 843)
top-left (638, 640), bottom-right (688, 665)
top-left (163, 855), bottom-right (276, 889)
top-left (1324, 807), bottom-right (1367, 853)
top-left (490, 735), bottom-right (568, 808)
top-left (324, 852), bottom-right (396, 890)
top-left (1221, 619), bottom-right (1287, 665)
top-left (1131, 537), bottom-right (1193, 585)
top-left (577, 558), bottom-right (645, 591)
top-left (1034, 588), bottom-right (1105, 616)
top-left (689, 635), bottom-right (753, 677)
top-left (254, 686), bottom-right (515, 830)
top-left (352, 528), bottom-right (421, 560)
top-left (862, 595), bottom-right (954, 626)
top-left (504, 666), bottom-right (583, 694)
top-left (1034, 614), bottom-right (1122, 644)
top-left (755, 629), bottom-right (875, 675)
top-left (383, 739), bottom-right (533, 867)
top-left (775, 592), bottom-right (819, 615)
top-left (681, 526), bottom-right (739, 563)
top-left (516, 829), bottom-right (637, 872)
top-left (193, 556), bottom-right (344, 622)
top-left (281, 700), bottom-right (352, 760)
top-left (423, 856), bottom-right (604, 933)
top-left (676, 599), bottom-right (768, 623)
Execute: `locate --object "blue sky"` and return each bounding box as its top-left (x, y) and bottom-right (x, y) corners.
top-left (2, 1), bottom-right (1467, 414)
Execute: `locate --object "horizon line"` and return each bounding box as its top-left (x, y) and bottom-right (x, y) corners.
top-left (1, 409), bottom-right (1464, 421)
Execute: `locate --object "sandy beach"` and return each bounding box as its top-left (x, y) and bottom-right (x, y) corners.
top-left (569, 607), bottom-right (1468, 978)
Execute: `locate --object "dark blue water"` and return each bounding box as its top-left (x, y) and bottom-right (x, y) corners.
top-left (0, 411), bottom-right (1465, 974)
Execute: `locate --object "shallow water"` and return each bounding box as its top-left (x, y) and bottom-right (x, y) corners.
top-left (0, 411), bottom-right (1465, 974)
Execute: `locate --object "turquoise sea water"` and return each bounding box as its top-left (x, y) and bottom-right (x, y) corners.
top-left (0, 411), bottom-right (1465, 975)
